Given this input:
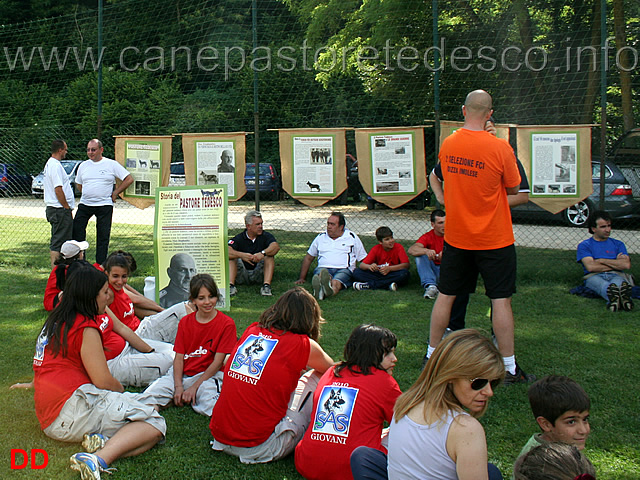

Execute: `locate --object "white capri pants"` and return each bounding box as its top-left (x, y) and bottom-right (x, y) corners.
top-left (107, 339), bottom-right (174, 388)
top-left (134, 301), bottom-right (189, 344)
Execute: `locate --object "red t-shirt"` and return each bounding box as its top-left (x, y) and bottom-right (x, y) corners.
top-left (210, 322), bottom-right (310, 447)
top-left (108, 285), bottom-right (140, 331)
top-left (98, 313), bottom-right (126, 360)
top-left (295, 366), bottom-right (401, 480)
top-left (33, 313), bottom-right (98, 429)
top-left (361, 243), bottom-right (409, 267)
top-left (43, 266), bottom-right (65, 311)
top-left (416, 230), bottom-right (445, 265)
top-left (174, 311), bottom-right (237, 376)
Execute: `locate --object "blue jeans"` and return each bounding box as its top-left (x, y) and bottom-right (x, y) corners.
top-left (585, 272), bottom-right (625, 300)
top-left (415, 255), bottom-right (439, 287)
top-left (350, 446), bottom-right (503, 480)
top-left (352, 268), bottom-right (409, 290)
top-left (313, 267), bottom-right (354, 288)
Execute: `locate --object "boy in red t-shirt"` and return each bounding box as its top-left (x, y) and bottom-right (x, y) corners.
top-left (138, 274), bottom-right (237, 416)
top-left (352, 226), bottom-right (409, 291)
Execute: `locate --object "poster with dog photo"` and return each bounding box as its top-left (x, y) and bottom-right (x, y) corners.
top-left (124, 140), bottom-right (162, 198)
top-left (292, 135), bottom-right (335, 195)
top-left (195, 141), bottom-right (236, 198)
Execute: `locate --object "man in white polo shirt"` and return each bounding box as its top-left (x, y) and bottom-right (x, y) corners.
top-left (72, 138), bottom-right (133, 264)
top-left (295, 211), bottom-right (367, 300)
top-left (44, 139), bottom-right (74, 267)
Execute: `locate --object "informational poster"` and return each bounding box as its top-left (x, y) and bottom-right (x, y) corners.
top-left (439, 120), bottom-right (511, 147)
top-left (292, 135), bottom-right (335, 195)
top-left (124, 141), bottom-right (162, 198)
top-left (370, 133), bottom-right (415, 194)
top-left (154, 185), bottom-right (230, 311)
top-left (195, 141), bottom-right (236, 197)
top-left (530, 132), bottom-right (578, 196)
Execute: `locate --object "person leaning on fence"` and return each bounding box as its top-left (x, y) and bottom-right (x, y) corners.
top-left (72, 139), bottom-right (133, 265)
top-left (44, 139), bottom-right (74, 267)
top-left (228, 210), bottom-right (280, 297)
top-left (577, 210), bottom-right (634, 312)
top-left (351, 226), bottom-right (410, 292)
top-left (296, 211), bottom-right (367, 300)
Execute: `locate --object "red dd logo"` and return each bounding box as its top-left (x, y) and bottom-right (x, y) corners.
top-left (10, 449), bottom-right (48, 469)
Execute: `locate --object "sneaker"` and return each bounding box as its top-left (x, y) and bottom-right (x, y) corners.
top-left (503, 364), bottom-right (537, 386)
top-left (353, 282), bottom-right (370, 291)
top-left (260, 284), bottom-right (272, 296)
top-left (424, 285), bottom-right (439, 299)
top-left (606, 283), bottom-right (621, 312)
top-left (70, 452), bottom-right (114, 480)
top-left (319, 268), bottom-right (333, 298)
top-left (619, 281), bottom-right (634, 311)
top-left (81, 433), bottom-right (107, 453)
top-left (441, 327), bottom-right (454, 341)
top-left (229, 284), bottom-right (237, 297)
top-left (312, 273), bottom-right (322, 300)
top-left (389, 282), bottom-right (398, 292)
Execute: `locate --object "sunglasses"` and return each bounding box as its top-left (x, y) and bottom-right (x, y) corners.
top-left (469, 378), bottom-right (501, 391)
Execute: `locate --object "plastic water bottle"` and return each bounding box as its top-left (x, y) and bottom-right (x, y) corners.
top-left (144, 276), bottom-right (156, 301)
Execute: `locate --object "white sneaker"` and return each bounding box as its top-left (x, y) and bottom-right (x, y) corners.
top-left (389, 282), bottom-right (398, 292)
top-left (353, 282), bottom-right (370, 291)
top-left (424, 285), bottom-right (439, 299)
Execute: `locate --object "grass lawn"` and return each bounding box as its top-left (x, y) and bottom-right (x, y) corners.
top-left (1, 217), bottom-right (639, 479)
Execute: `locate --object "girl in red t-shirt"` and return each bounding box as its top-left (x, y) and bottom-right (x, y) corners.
top-left (33, 266), bottom-right (166, 479)
top-left (295, 324), bottom-right (402, 480)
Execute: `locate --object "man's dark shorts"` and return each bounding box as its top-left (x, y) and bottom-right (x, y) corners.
top-left (46, 206), bottom-right (73, 251)
top-left (438, 242), bottom-right (516, 299)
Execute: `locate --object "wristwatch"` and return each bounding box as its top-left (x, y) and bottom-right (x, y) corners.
top-left (261, 250), bottom-right (266, 255)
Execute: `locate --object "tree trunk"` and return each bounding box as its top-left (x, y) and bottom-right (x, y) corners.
top-left (613, 0), bottom-right (635, 132)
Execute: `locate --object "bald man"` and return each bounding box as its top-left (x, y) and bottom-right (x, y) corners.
top-left (217, 150), bottom-right (235, 173)
top-left (159, 253), bottom-right (197, 308)
top-left (426, 90), bottom-right (533, 385)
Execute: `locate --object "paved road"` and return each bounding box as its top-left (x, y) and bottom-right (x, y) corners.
top-left (2, 197), bottom-right (639, 253)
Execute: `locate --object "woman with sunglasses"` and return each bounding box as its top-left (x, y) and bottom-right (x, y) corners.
top-left (351, 329), bottom-right (504, 480)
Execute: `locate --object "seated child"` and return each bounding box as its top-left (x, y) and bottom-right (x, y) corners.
top-left (295, 324), bottom-right (402, 480)
top-left (515, 376), bottom-right (590, 465)
top-left (514, 443), bottom-right (596, 480)
top-left (139, 274), bottom-right (237, 416)
top-left (352, 226), bottom-right (409, 291)
top-left (44, 240), bottom-right (90, 310)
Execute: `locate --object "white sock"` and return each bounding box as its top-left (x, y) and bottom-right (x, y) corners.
top-left (427, 345), bottom-right (436, 358)
top-left (503, 355), bottom-right (516, 375)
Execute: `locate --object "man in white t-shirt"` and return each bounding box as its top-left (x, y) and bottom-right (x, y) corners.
top-left (72, 138), bottom-right (133, 264)
top-left (44, 139), bottom-right (74, 267)
top-left (295, 211), bottom-right (367, 300)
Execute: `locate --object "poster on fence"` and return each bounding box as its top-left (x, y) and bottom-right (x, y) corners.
top-left (114, 135), bottom-right (173, 209)
top-left (516, 125), bottom-right (592, 214)
top-left (354, 127), bottom-right (426, 209)
top-left (154, 185), bottom-right (230, 311)
top-left (180, 132), bottom-right (247, 201)
top-left (439, 120), bottom-right (511, 147)
top-left (279, 128), bottom-right (348, 207)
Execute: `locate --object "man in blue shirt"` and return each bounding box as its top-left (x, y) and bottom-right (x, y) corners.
top-left (577, 210), bottom-right (633, 311)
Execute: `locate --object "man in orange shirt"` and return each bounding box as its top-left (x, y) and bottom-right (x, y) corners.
top-left (426, 90), bottom-right (534, 384)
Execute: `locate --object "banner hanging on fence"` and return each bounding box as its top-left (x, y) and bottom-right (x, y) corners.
top-left (278, 128), bottom-right (348, 207)
top-left (114, 135), bottom-right (173, 209)
top-left (354, 127), bottom-right (426, 209)
top-left (154, 185), bottom-right (230, 311)
top-left (516, 125), bottom-right (592, 214)
top-left (439, 120), bottom-right (511, 146)
top-left (180, 132), bottom-right (247, 201)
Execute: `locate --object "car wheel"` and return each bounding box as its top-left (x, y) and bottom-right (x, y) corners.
top-left (563, 199), bottom-right (594, 227)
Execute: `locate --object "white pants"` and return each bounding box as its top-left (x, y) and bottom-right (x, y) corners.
top-left (138, 367), bottom-right (224, 416)
top-left (43, 384), bottom-right (166, 442)
top-left (134, 302), bottom-right (188, 344)
top-left (211, 370), bottom-right (319, 463)
top-left (107, 339), bottom-right (174, 388)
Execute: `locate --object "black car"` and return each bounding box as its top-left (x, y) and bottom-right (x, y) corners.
top-left (512, 129), bottom-right (640, 227)
top-left (244, 163), bottom-right (281, 200)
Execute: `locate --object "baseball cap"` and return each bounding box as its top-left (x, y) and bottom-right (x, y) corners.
top-left (60, 240), bottom-right (89, 259)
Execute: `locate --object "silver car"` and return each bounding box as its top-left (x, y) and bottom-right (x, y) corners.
top-left (31, 160), bottom-right (83, 198)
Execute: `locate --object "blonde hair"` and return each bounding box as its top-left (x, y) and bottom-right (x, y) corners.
top-left (394, 329), bottom-right (504, 423)
top-left (514, 443), bottom-right (596, 480)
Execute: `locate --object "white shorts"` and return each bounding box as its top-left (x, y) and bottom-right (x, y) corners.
top-left (43, 383), bottom-right (166, 443)
top-left (107, 340), bottom-right (174, 388)
top-left (138, 367), bottom-right (224, 416)
top-left (135, 302), bottom-right (188, 344)
top-left (211, 369), bottom-right (319, 463)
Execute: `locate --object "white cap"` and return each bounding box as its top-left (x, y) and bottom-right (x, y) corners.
top-left (60, 240), bottom-right (89, 259)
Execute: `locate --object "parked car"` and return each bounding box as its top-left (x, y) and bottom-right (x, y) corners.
top-left (169, 161), bottom-right (185, 186)
top-left (512, 157), bottom-right (640, 227)
top-left (330, 154), bottom-right (365, 204)
top-left (31, 160), bottom-right (82, 198)
top-left (1, 163), bottom-right (34, 197)
top-left (244, 163), bottom-right (281, 200)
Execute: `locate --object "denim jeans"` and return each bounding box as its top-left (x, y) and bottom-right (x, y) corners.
top-left (585, 272), bottom-right (625, 300)
top-left (415, 255), bottom-right (440, 287)
top-left (352, 268), bottom-right (409, 290)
